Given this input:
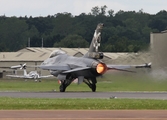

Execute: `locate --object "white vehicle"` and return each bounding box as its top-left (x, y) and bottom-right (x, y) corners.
top-left (7, 63), bottom-right (53, 82)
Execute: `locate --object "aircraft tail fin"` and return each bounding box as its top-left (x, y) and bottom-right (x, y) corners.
top-left (84, 23), bottom-right (104, 59)
top-left (23, 69), bottom-right (28, 76)
top-left (20, 63), bottom-right (28, 76)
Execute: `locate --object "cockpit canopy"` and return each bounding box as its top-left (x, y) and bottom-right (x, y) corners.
top-left (49, 50), bottom-right (66, 58)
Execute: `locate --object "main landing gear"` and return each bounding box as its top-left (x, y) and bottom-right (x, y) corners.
top-left (84, 78), bottom-right (97, 92)
top-left (59, 79), bottom-right (72, 92)
top-left (59, 77), bottom-right (97, 92)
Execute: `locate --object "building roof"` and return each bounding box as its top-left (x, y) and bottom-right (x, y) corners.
top-left (161, 30), bottom-right (167, 33)
top-left (0, 47), bottom-right (132, 62)
top-left (0, 47), bottom-right (81, 61)
top-left (0, 47), bottom-right (152, 72)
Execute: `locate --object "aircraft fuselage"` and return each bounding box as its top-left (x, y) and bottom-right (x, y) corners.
top-left (41, 54), bottom-right (107, 78)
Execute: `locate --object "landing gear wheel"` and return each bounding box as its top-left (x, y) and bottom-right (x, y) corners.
top-left (91, 84), bottom-right (96, 92)
top-left (59, 81), bottom-right (66, 92)
top-left (84, 78), bottom-right (97, 92)
top-left (58, 74), bottom-right (75, 92)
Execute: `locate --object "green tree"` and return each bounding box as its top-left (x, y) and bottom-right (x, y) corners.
top-left (108, 9), bottom-right (114, 17)
top-left (91, 6), bottom-right (100, 16)
top-left (54, 34), bottom-right (89, 48)
top-left (51, 12), bottom-right (73, 36)
top-left (0, 17), bottom-right (28, 51)
top-left (0, 8), bottom-right (166, 52)
top-left (100, 5), bottom-right (107, 16)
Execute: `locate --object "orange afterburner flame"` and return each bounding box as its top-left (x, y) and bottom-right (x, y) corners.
top-left (96, 63), bottom-right (107, 74)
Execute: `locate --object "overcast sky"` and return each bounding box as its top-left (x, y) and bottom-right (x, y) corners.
top-left (0, 0), bottom-right (167, 17)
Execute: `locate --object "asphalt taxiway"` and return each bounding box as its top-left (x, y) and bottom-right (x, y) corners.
top-left (0, 91), bottom-right (167, 99)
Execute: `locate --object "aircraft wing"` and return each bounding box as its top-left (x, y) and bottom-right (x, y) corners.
top-left (6, 75), bottom-right (26, 78)
top-left (6, 75), bottom-right (34, 79)
top-left (107, 62), bottom-right (151, 72)
top-left (39, 75), bottom-right (54, 78)
top-left (39, 63), bottom-right (89, 71)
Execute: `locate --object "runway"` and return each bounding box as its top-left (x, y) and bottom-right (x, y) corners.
top-left (0, 91), bottom-right (167, 99)
top-left (0, 110), bottom-right (167, 120)
top-left (0, 91), bottom-right (167, 120)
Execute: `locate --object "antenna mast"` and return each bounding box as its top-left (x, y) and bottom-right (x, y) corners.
top-left (42, 38), bottom-right (43, 48)
top-left (28, 37), bottom-right (30, 47)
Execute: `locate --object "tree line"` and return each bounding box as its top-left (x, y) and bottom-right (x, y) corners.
top-left (0, 5), bottom-right (167, 52)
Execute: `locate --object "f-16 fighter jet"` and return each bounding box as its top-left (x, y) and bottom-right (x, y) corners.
top-left (39, 23), bottom-right (151, 92)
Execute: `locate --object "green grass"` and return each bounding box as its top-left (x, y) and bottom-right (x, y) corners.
top-left (0, 73), bottom-right (167, 92)
top-left (97, 73), bottom-right (167, 91)
top-left (0, 74), bottom-right (167, 110)
top-left (0, 97), bottom-right (167, 110)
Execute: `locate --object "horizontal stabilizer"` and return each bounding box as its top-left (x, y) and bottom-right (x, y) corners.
top-left (107, 67), bottom-right (135, 73)
top-left (39, 75), bottom-right (54, 78)
top-left (10, 65), bottom-right (22, 69)
top-left (107, 62), bottom-right (151, 73)
top-left (135, 62), bottom-right (152, 68)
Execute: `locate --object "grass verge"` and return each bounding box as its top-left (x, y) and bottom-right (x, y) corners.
top-left (1, 73), bottom-right (167, 92)
top-left (0, 97), bottom-right (167, 110)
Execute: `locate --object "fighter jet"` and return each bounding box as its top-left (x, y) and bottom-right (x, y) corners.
top-left (39, 23), bottom-right (151, 92)
top-left (7, 63), bottom-right (53, 82)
